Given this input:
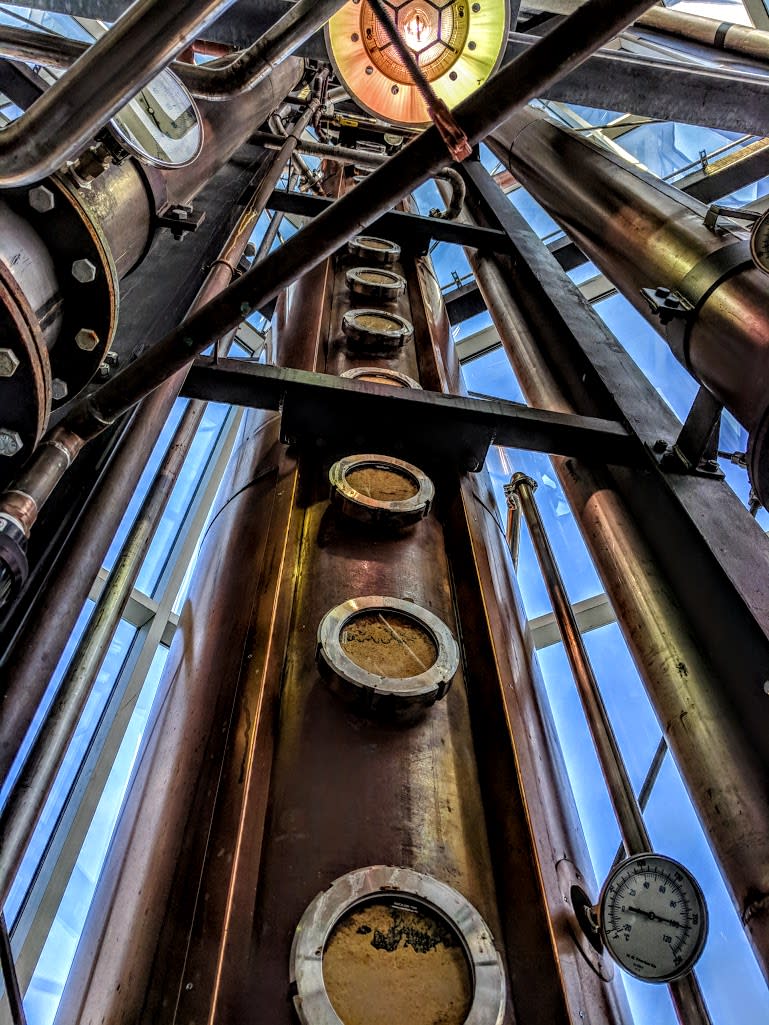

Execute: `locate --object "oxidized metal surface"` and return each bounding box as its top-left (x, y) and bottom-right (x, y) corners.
top-left (290, 866), bottom-right (506, 1025)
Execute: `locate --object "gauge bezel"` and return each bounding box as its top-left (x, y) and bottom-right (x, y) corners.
top-left (110, 68), bottom-right (204, 169)
top-left (750, 208), bottom-right (769, 276)
top-left (290, 865), bottom-right (506, 1025)
top-left (598, 852), bottom-right (708, 983)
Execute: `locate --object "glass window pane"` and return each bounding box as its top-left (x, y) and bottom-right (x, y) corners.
top-left (644, 753), bottom-right (769, 1025)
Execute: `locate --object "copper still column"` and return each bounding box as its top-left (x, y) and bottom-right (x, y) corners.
top-left (56, 167), bottom-right (632, 1025)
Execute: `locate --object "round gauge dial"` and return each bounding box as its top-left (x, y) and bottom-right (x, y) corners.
top-left (110, 68), bottom-right (203, 168)
top-left (599, 853), bottom-right (708, 982)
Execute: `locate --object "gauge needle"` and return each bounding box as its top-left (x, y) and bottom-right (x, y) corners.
top-left (626, 906), bottom-right (683, 929)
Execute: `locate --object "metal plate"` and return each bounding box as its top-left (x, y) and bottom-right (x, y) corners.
top-left (110, 68), bottom-right (203, 169)
top-left (290, 866), bottom-right (506, 1025)
top-left (340, 366), bottom-right (421, 389)
top-left (341, 308), bottom-right (413, 355)
top-left (329, 453), bottom-right (434, 527)
top-left (348, 235), bottom-right (401, 266)
top-left (316, 595), bottom-right (459, 716)
top-left (346, 266), bottom-right (407, 300)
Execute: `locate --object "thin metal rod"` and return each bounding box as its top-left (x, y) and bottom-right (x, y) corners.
top-left (0, 0), bottom-right (660, 547)
top-left (0, 0), bottom-right (343, 102)
top-left (610, 734), bottom-right (669, 872)
top-left (0, 912), bottom-right (26, 1025)
top-left (0, 0), bottom-right (237, 187)
top-left (255, 172), bottom-right (297, 261)
top-left (506, 473), bottom-right (652, 856)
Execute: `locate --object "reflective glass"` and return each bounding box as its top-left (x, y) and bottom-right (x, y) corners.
top-left (644, 753), bottom-right (769, 1025)
top-left (22, 644), bottom-right (171, 1025)
top-left (4, 619), bottom-right (137, 926)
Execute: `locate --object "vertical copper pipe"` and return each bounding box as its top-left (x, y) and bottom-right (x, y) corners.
top-left (463, 228), bottom-right (769, 980)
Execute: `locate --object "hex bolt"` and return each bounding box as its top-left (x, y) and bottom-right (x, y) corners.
top-left (75, 328), bottom-right (100, 352)
top-left (0, 429), bottom-right (23, 457)
top-left (51, 378), bottom-right (69, 401)
top-left (28, 185), bottom-right (55, 213)
top-left (0, 349), bottom-right (20, 378)
top-left (71, 258), bottom-right (97, 284)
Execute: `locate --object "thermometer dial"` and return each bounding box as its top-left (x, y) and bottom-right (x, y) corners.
top-left (598, 853), bottom-right (708, 982)
top-left (750, 208), bottom-right (769, 275)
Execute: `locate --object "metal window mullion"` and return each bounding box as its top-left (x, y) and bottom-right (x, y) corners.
top-left (7, 408), bottom-right (241, 1000)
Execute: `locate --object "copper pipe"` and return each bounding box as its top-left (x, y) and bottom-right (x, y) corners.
top-left (0, 0), bottom-right (342, 103)
top-left (506, 474), bottom-right (711, 1025)
top-left (0, 0), bottom-right (659, 560)
top-left (506, 473), bottom-right (653, 857)
top-left (488, 107), bottom-right (769, 504)
top-left (462, 222), bottom-right (769, 979)
top-left (0, 0), bottom-right (238, 186)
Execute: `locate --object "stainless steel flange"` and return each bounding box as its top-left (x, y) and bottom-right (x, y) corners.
top-left (329, 453), bottom-right (434, 528)
top-left (290, 865), bottom-right (507, 1025)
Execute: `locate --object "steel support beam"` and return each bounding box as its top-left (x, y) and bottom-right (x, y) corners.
top-left (180, 356), bottom-right (638, 470)
top-left (504, 34), bottom-right (769, 137)
top-left (265, 188), bottom-right (512, 252)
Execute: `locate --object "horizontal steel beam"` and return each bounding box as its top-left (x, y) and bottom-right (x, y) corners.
top-left (180, 357), bottom-right (640, 471)
top-left (505, 34), bottom-right (769, 137)
top-left (265, 188), bottom-right (512, 252)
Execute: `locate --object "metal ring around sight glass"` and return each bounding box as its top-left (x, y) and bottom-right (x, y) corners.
top-left (340, 366), bottom-right (422, 389)
top-left (341, 308), bottom-right (413, 353)
top-left (316, 595), bottom-right (459, 712)
top-left (347, 235), bottom-right (401, 265)
top-left (289, 865), bottom-right (507, 1025)
top-left (346, 266), bottom-right (407, 299)
top-left (329, 453), bottom-right (434, 526)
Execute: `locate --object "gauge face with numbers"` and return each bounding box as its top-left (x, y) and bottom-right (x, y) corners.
top-left (598, 853), bottom-right (708, 983)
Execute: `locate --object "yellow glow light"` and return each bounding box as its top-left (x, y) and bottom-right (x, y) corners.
top-left (326, 0), bottom-right (509, 127)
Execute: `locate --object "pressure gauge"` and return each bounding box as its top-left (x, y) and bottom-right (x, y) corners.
top-left (750, 208), bottom-right (769, 275)
top-left (598, 853), bottom-right (708, 983)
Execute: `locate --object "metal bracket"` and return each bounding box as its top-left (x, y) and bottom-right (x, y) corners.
top-left (640, 286), bottom-right (694, 325)
top-left (703, 203), bottom-right (760, 234)
top-left (654, 386), bottom-right (724, 479)
top-left (156, 204), bottom-right (206, 239)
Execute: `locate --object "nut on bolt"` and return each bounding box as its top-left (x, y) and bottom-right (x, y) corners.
top-left (51, 378), bottom-right (68, 401)
top-left (75, 328), bottom-right (100, 352)
top-left (0, 429), bottom-right (23, 457)
top-left (0, 349), bottom-right (20, 378)
top-left (28, 185), bottom-right (55, 213)
top-left (71, 258), bottom-right (97, 283)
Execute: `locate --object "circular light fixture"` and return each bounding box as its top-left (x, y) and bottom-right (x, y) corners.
top-left (290, 866), bottom-right (506, 1025)
top-left (348, 236), bottom-right (401, 265)
top-left (340, 366), bottom-right (422, 388)
top-left (329, 453), bottom-right (434, 526)
top-left (341, 308), bottom-right (413, 355)
top-left (346, 266), bottom-right (407, 300)
top-left (317, 595), bottom-right (459, 714)
top-left (326, 0), bottom-right (509, 126)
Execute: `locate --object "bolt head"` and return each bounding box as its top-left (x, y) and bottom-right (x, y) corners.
top-left (51, 378), bottom-right (68, 401)
top-left (0, 349), bottom-right (20, 378)
top-left (28, 185), bottom-right (55, 213)
top-left (75, 328), bottom-right (100, 352)
top-left (0, 429), bottom-right (23, 456)
top-left (71, 258), bottom-right (97, 284)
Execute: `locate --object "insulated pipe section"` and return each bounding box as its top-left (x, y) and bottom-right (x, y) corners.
top-left (0, 0), bottom-right (237, 187)
top-left (489, 108), bottom-right (769, 505)
top-left (0, 0), bottom-right (342, 103)
top-left (636, 6), bottom-right (769, 63)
